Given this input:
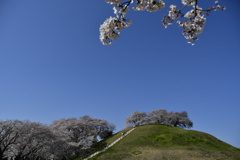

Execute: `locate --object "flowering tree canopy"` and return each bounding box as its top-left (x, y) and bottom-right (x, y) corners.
top-left (49, 116), bottom-right (116, 159)
top-left (125, 109), bottom-right (193, 128)
top-left (100, 0), bottom-right (226, 45)
top-left (0, 120), bottom-right (20, 159)
top-left (0, 117), bottom-right (115, 160)
top-left (125, 111), bottom-right (148, 127)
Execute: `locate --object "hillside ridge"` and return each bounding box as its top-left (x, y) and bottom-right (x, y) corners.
top-left (85, 124), bottom-right (240, 160)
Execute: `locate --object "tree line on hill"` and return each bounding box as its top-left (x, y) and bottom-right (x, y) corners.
top-left (0, 109), bottom-right (193, 160)
top-left (125, 109), bottom-right (193, 129)
top-left (0, 116), bottom-right (115, 160)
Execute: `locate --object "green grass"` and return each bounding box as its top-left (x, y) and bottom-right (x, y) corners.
top-left (81, 125), bottom-right (240, 160)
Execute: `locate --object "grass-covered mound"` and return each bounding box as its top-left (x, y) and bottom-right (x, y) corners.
top-left (85, 125), bottom-right (240, 160)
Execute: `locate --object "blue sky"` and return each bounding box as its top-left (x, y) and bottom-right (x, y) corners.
top-left (0, 0), bottom-right (239, 148)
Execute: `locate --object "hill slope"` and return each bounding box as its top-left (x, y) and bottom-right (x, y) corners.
top-left (86, 125), bottom-right (240, 160)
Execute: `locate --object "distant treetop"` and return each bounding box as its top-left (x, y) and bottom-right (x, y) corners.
top-left (125, 109), bottom-right (193, 128)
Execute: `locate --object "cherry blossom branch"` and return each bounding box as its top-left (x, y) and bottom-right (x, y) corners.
top-left (194, 0), bottom-right (198, 16)
top-left (100, 0), bottom-right (226, 46)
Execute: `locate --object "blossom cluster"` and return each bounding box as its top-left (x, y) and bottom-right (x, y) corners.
top-left (180, 8), bottom-right (206, 45)
top-left (181, 0), bottom-right (196, 6)
top-left (162, 0), bottom-right (226, 45)
top-left (100, 16), bottom-right (132, 45)
top-left (100, 0), bottom-right (226, 45)
top-left (105, 0), bottom-right (123, 5)
top-left (132, 0), bottom-right (165, 12)
top-left (99, 0), bottom-right (134, 45)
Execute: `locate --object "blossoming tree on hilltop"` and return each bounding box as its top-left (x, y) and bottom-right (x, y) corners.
top-left (100, 0), bottom-right (226, 45)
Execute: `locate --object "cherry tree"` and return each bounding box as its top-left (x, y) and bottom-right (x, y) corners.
top-left (124, 109), bottom-right (193, 129)
top-left (49, 116), bottom-right (115, 159)
top-left (148, 109), bottom-right (168, 125)
top-left (50, 118), bottom-right (85, 159)
top-left (6, 120), bottom-right (55, 160)
top-left (100, 0), bottom-right (226, 45)
top-left (125, 111), bottom-right (148, 127)
top-left (80, 116), bottom-right (116, 139)
top-left (0, 120), bottom-right (21, 159)
top-left (167, 111), bottom-right (193, 128)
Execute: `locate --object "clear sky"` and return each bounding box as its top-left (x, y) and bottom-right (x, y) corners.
top-left (0, 0), bottom-right (239, 148)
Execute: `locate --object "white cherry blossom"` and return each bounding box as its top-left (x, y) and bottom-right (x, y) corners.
top-left (181, 0), bottom-right (196, 6)
top-left (105, 0), bottom-right (122, 5)
top-left (146, 0), bottom-right (165, 12)
top-left (100, 16), bottom-right (132, 45)
top-left (132, 2), bottom-right (147, 11)
top-left (101, 0), bottom-right (226, 45)
top-left (113, 6), bottom-right (119, 14)
top-left (168, 5), bottom-right (178, 21)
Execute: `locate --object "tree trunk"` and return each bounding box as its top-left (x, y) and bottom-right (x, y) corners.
top-left (174, 121), bottom-right (178, 127)
top-left (15, 154), bottom-right (23, 160)
top-left (0, 151), bottom-right (3, 160)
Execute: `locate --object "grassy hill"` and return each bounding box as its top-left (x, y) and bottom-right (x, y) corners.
top-left (82, 124), bottom-right (240, 160)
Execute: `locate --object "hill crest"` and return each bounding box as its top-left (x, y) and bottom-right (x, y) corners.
top-left (84, 125), bottom-right (240, 160)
